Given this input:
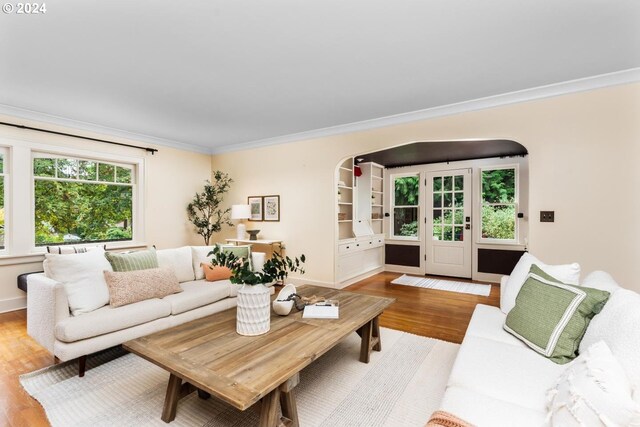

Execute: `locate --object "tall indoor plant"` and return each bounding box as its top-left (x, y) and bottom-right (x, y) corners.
top-left (186, 171), bottom-right (233, 245)
top-left (209, 247), bottom-right (306, 335)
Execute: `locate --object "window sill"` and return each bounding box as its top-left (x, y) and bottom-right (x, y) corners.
top-left (0, 242), bottom-right (148, 267)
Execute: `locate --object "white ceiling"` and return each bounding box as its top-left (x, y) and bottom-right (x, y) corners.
top-left (1, 1), bottom-right (639, 154)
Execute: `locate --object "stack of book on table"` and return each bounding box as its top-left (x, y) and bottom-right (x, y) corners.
top-left (302, 300), bottom-right (339, 319)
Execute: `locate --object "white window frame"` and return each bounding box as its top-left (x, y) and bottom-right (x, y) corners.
top-left (479, 165), bottom-right (519, 244)
top-left (390, 172), bottom-right (420, 241)
top-left (31, 152), bottom-right (139, 248)
top-left (0, 139), bottom-right (145, 258)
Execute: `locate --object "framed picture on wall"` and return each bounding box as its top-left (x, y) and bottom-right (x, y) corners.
top-left (263, 195), bottom-right (280, 221)
top-left (247, 196), bottom-right (263, 221)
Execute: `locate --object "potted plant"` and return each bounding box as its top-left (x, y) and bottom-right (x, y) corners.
top-left (208, 248), bottom-right (306, 336)
top-left (186, 171), bottom-right (233, 245)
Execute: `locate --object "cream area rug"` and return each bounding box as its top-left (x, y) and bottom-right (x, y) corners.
top-left (21, 327), bottom-right (459, 427)
top-left (391, 275), bottom-right (492, 297)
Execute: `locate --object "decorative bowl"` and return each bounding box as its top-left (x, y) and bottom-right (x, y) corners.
top-left (273, 284), bottom-right (296, 316)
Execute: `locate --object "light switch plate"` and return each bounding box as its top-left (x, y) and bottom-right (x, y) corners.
top-left (540, 211), bottom-right (555, 222)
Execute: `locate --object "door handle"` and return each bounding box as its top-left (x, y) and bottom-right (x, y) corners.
top-left (465, 224), bottom-right (471, 230)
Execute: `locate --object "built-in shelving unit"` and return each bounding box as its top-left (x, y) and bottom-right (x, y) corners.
top-left (335, 160), bottom-right (386, 286)
top-left (336, 158), bottom-right (354, 240)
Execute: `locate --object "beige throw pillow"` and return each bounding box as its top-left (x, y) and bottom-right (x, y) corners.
top-left (104, 267), bottom-right (182, 308)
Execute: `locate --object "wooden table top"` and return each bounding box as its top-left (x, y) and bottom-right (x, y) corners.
top-left (123, 285), bottom-right (395, 411)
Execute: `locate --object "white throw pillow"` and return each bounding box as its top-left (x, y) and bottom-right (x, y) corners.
top-left (191, 246), bottom-right (215, 280)
top-left (43, 248), bottom-right (113, 316)
top-left (156, 246), bottom-right (195, 282)
top-left (251, 252), bottom-right (266, 273)
top-left (547, 341), bottom-right (640, 426)
top-left (580, 289), bottom-right (640, 392)
top-left (501, 252), bottom-right (580, 314)
top-left (582, 270), bottom-right (622, 293)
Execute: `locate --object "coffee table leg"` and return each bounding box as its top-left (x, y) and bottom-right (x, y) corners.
top-left (372, 316), bottom-right (382, 352)
top-left (280, 373), bottom-right (300, 427)
top-left (161, 374), bottom-right (182, 423)
top-left (359, 316), bottom-right (382, 363)
top-left (259, 387), bottom-right (281, 427)
top-left (359, 320), bottom-right (373, 363)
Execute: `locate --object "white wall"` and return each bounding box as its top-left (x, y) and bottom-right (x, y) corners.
top-left (0, 116), bottom-right (212, 312)
top-left (212, 82), bottom-right (640, 291)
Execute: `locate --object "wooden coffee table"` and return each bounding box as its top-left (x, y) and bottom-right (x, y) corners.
top-left (123, 285), bottom-right (394, 426)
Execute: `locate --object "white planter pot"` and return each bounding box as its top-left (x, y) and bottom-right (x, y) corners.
top-left (236, 283), bottom-right (271, 336)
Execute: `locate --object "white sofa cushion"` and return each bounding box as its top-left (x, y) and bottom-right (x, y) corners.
top-left (463, 304), bottom-right (525, 348)
top-left (156, 246), bottom-right (195, 282)
top-left (501, 252), bottom-right (580, 314)
top-left (440, 386), bottom-right (547, 427)
top-left (54, 298), bottom-right (171, 342)
top-left (162, 280), bottom-right (232, 315)
top-left (446, 334), bottom-right (565, 412)
top-left (191, 246), bottom-right (214, 280)
top-left (547, 341), bottom-right (640, 426)
top-left (580, 288), bottom-right (640, 391)
top-left (582, 270), bottom-right (622, 293)
top-left (44, 248), bottom-right (113, 316)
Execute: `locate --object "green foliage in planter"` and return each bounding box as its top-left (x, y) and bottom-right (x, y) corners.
top-left (208, 247), bottom-right (306, 285)
top-left (261, 252), bottom-right (306, 283)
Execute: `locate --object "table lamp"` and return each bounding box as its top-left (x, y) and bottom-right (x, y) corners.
top-left (231, 204), bottom-right (251, 240)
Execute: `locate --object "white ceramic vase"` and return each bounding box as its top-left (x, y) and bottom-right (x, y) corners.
top-left (236, 283), bottom-right (271, 336)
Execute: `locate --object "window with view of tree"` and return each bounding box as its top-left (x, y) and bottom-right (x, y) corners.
top-left (0, 151), bottom-right (6, 249)
top-left (33, 155), bottom-right (134, 246)
top-left (481, 167), bottom-right (517, 241)
top-left (392, 175), bottom-right (419, 237)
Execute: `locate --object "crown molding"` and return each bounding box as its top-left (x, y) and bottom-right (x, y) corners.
top-left (211, 67), bottom-right (640, 154)
top-left (1, 68), bottom-right (638, 156)
top-left (0, 104), bottom-right (211, 154)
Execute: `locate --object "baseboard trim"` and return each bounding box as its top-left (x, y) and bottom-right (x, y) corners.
top-left (0, 296), bottom-right (27, 313)
top-left (286, 276), bottom-right (336, 289)
top-left (384, 265), bottom-right (423, 276)
top-left (336, 267), bottom-right (385, 289)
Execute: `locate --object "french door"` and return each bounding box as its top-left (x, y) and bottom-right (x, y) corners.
top-left (425, 169), bottom-right (472, 278)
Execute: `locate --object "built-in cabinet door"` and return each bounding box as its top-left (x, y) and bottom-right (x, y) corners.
top-left (425, 169), bottom-right (472, 278)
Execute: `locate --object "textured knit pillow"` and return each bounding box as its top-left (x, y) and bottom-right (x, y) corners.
top-left (504, 264), bottom-right (610, 364)
top-left (201, 263), bottom-right (232, 281)
top-left (580, 289), bottom-right (640, 392)
top-left (105, 248), bottom-right (158, 272)
top-left (104, 267), bottom-right (182, 307)
top-left (547, 341), bottom-right (640, 426)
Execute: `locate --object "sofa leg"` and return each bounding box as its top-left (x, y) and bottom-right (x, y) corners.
top-left (78, 355), bottom-right (87, 377)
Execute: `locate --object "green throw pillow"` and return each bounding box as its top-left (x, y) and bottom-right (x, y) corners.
top-left (504, 264), bottom-right (610, 364)
top-left (105, 248), bottom-right (159, 272)
top-left (217, 244), bottom-right (252, 270)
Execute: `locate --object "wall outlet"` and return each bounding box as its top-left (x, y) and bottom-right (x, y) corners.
top-left (540, 211), bottom-right (555, 222)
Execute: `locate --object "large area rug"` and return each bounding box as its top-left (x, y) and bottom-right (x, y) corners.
top-left (21, 327), bottom-right (458, 427)
top-left (391, 274), bottom-right (491, 297)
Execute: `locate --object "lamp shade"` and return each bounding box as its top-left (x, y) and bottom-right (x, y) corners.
top-left (231, 204), bottom-right (251, 220)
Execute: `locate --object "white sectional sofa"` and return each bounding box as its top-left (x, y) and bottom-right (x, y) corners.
top-left (27, 246), bottom-right (271, 370)
top-left (439, 271), bottom-right (640, 426)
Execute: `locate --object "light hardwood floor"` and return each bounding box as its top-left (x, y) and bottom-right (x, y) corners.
top-left (0, 272), bottom-right (499, 426)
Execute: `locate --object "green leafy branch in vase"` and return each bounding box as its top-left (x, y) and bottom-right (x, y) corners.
top-left (208, 247), bottom-right (306, 285)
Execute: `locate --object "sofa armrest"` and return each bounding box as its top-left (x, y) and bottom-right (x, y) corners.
top-left (27, 274), bottom-right (70, 354)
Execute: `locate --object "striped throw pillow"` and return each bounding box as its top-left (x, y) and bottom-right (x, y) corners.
top-left (105, 248), bottom-right (159, 272)
top-left (504, 264), bottom-right (610, 364)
